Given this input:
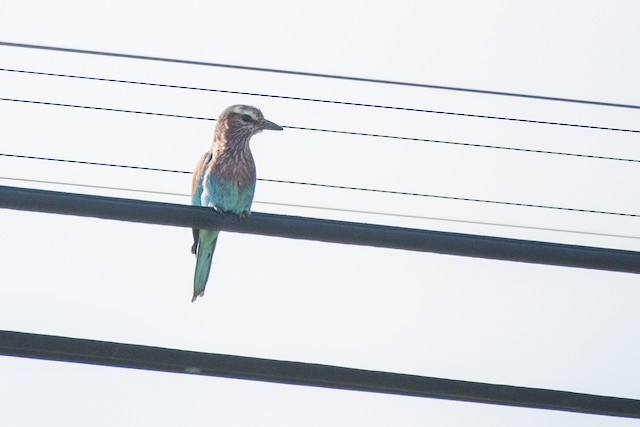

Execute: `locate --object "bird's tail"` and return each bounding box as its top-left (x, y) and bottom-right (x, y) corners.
top-left (192, 229), bottom-right (219, 302)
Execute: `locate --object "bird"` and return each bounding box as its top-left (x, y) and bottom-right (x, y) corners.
top-left (190, 105), bottom-right (283, 302)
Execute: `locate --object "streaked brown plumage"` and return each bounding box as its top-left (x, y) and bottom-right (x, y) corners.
top-left (190, 105), bottom-right (282, 301)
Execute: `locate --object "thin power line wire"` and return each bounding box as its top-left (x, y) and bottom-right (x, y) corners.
top-left (2, 67), bottom-right (639, 134)
top-left (0, 97), bottom-right (212, 121)
top-left (3, 175), bottom-right (639, 241)
top-left (283, 125), bottom-right (640, 163)
top-left (0, 153), bottom-right (189, 174)
top-left (1, 40), bottom-right (640, 110)
top-left (1, 152), bottom-right (638, 218)
top-left (1, 97), bottom-right (638, 164)
top-left (262, 178), bottom-right (640, 218)
top-left (0, 176), bottom-right (187, 198)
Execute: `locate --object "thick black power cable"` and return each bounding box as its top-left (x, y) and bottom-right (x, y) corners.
top-left (2, 67), bottom-right (639, 133)
top-left (2, 153), bottom-right (638, 218)
top-left (1, 40), bottom-right (639, 110)
top-left (1, 185), bottom-right (639, 273)
top-left (1, 330), bottom-right (640, 419)
top-left (1, 97), bottom-right (639, 164)
top-left (4, 175), bottom-right (639, 240)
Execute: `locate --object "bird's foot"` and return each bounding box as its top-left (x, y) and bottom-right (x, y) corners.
top-left (212, 207), bottom-right (250, 218)
top-left (213, 207), bottom-right (231, 216)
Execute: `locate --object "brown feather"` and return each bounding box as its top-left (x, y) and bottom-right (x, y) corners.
top-left (191, 152), bottom-right (213, 254)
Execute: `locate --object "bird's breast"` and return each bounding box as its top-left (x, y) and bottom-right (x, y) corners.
top-left (202, 150), bottom-right (256, 213)
top-left (211, 152), bottom-right (256, 188)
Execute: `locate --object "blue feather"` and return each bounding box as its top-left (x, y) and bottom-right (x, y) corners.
top-left (190, 104), bottom-right (281, 302)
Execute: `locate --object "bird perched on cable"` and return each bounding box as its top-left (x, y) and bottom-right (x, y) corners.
top-left (190, 105), bottom-right (283, 302)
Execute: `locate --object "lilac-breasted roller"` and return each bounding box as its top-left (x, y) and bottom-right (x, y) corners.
top-left (190, 105), bottom-right (282, 302)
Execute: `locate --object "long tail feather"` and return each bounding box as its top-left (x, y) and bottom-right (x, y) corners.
top-left (192, 229), bottom-right (219, 302)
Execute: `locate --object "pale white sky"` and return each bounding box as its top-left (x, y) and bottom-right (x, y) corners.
top-left (0, 1), bottom-right (639, 426)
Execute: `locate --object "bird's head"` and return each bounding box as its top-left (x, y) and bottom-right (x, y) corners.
top-left (216, 105), bottom-right (283, 144)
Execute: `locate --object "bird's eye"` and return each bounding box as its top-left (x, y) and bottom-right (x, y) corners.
top-left (241, 114), bottom-right (253, 123)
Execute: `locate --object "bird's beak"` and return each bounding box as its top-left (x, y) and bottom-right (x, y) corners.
top-left (260, 118), bottom-right (283, 131)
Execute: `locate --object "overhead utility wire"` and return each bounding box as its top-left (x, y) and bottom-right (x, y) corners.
top-left (2, 330), bottom-right (639, 419)
top-left (281, 125), bottom-right (640, 161)
top-left (0, 153), bottom-right (188, 175)
top-left (1, 40), bottom-right (639, 110)
top-left (3, 175), bottom-right (639, 241)
top-left (1, 185), bottom-right (639, 273)
top-left (2, 153), bottom-right (638, 218)
top-left (2, 98), bottom-right (638, 163)
top-left (260, 178), bottom-right (640, 218)
top-left (2, 67), bottom-right (638, 133)
top-left (0, 97), bottom-right (211, 121)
